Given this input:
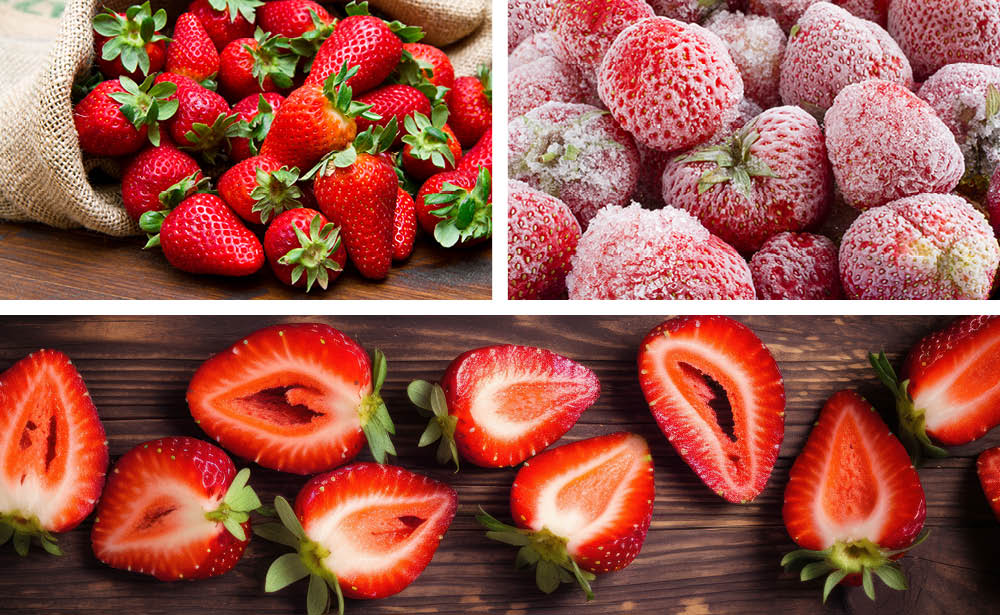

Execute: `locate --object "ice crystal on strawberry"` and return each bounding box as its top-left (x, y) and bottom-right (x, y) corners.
top-left (647, 0), bottom-right (721, 22)
top-left (750, 232), bottom-right (842, 299)
top-left (550, 0), bottom-right (655, 81)
top-left (705, 11), bottom-right (786, 109)
top-left (509, 180), bottom-right (582, 300)
top-left (749, 0), bottom-right (887, 31)
top-left (509, 31), bottom-right (559, 70)
top-left (509, 0), bottom-right (557, 52)
top-left (509, 56), bottom-right (593, 118)
top-left (888, 0), bottom-right (1000, 81)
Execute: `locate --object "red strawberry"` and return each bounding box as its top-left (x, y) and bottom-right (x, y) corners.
top-left (355, 84), bottom-right (432, 145)
top-left (230, 91), bottom-right (284, 161)
top-left (401, 107), bottom-right (462, 181)
top-left (446, 65), bottom-right (492, 148)
top-left (0, 350), bottom-right (108, 556)
top-left (259, 463), bottom-right (456, 610)
top-left (264, 208), bottom-right (346, 291)
top-left (458, 128), bottom-right (491, 174)
top-left (74, 76), bottom-right (178, 156)
top-left (396, 42), bottom-right (454, 102)
top-left (415, 167), bottom-right (492, 248)
top-left (122, 144), bottom-right (203, 221)
top-left (153, 193), bottom-right (264, 276)
top-left (508, 180), bottom-right (581, 300)
top-left (478, 432), bottom-right (655, 599)
top-left (92, 2), bottom-right (168, 81)
top-left (166, 12), bottom-right (221, 84)
top-left (638, 315), bottom-right (786, 503)
top-left (91, 437), bottom-right (260, 581)
top-left (156, 73), bottom-right (241, 161)
top-left (218, 154), bottom-right (305, 224)
top-left (392, 187), bottom-right (416, 261)
top-left (218, 31), bottom-right (298, 101)
top-left (186, 323), bottom-right (396, 473)
top-left (888, 0), bottom-right (1000, 82)
top-left (749, 232), bottom-right (843, 300)
top-left (549, 0), bottom-right (655, 79)
top-left (977, 447), bottom-right (1000, 521)
top-left (408, 344), bottom-right (600, 469)
top-left (781, 390), bottom-right (927, 603)
top-left (258, 0), bottom-right (335, 38)
top-left (188, 0), bottom-right (259, 51)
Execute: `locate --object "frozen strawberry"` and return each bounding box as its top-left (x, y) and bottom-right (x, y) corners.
top-left (509, 0), bottom-right (557, 52)
top-left (74, 77), bottom-right (178, 156)
top-left (550, 0), bottom-right (655, 81)
top-left (888, 0), bottom-right (1000, 82)
top-left (264, 208), bottom-right (346, 291)
top-left (355, 84), bottom-right (432, 145)
top-left (647, 0), bottom-right (722, 22)
top-left (566, 203), bottom-right (757, 300)
top-left (779, 3), bottom-right (911, 114)
top-left (218, 31), bottom-right (298, 102)
top-left (392, 187), bottom-right (416, 261)
top-left (704, 11), bottom-right (786, 109)
top-left (217, 154), bottom-right (305, 225)
top-left (509, 102), bottom-right (639, 229)
top-left (840, 194), bottom-right (1000, 300)
top-left (258, 0), bottom-right (335, 38)
top-left (711, 96), bottom-right (762, 142)
top-left (750, 232), bottom-right (842, 299)
top-left (229, 92), bottom-right (285, 161)
top-left (509, 180), bottom-right (582, 300)
top-left (825, 80), bottom-right (965, 210)
top-left (509, 56), bottom-right (592, 118)
top-left (509, 31), bottom-right (559, 70)
top-left (978, 448), bottom-right (1000, 520)
top-left (166, 12), bottom-right (221, 84)
top-left (122, 144), bottom-right (203, 221)
top-left (989, 167), bottom-right (1000, 235)
top-left (749, 0), bottom-right (888, 31)
top-left (596, 17), bottom-right (744, 153)
top-left (92, 2), bottom-right (168, 81)
top-left (662, 105), bottom-right (831, 253)
top-left (188, 0), bottom-right (259, 51)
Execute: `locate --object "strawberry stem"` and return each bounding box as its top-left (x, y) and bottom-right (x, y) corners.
top-left (358, 349), bottom-right (396, 463)
top-left (869, 352), bottom-right (949, 466)
top-left (408, 380), bottom-right (460, 471)
top-left (205, 468), bottom-right (261, 541)
top-left (0, 513), bottom-right (62, 557)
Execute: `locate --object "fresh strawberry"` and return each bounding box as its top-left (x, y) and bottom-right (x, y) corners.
top-left (478, 432), bottom-right (655, 599)
top-left (0, 350), bottom-right (108, 556)
top-left (264, 208), bottom-right (346, 291)
top-left (122, 144), bottom-right (203, 221)
top-left (258, 0), bottom-right (335, 38)
top-left (888, 0), bottom-right (1000, 81)
top-left (392, 187), bottom-right (416, 261)
top-left (977, 447), bottom-right (1000, 521)
top-left (74, 76), bottom-right (178, 156)
top-left (218, 154), bottom-right (304, 224)
top-left (415, 167), bottom-right (492, 248)
top-left (166, 12), bottom-right (221, 85)
top-left (259, 463), bottom-right (456, 611)
top-left (92, 2), bottom-right (168, 81)
top-left (408, 344), bottom-right (600, 469)
top-left (396, 42), bottom-right (454, 103)
top-left (355, 84), bottom-right (432, 145)
top-left (156, 73), bottom-right (241, 162)
top-left (186, 323), bottom-right (397, 473)
top-left (188, 0), bottom-right (260, 52)
top-left (446, 65), bottom-right (492, 148)
top-left (638, 316), bottom-right (786, 503)
top-left (230, 91), bottom-right (284, 161)
top-left (401, 107), bottom-right (462, 181)
top-left (218, 30), bottom-right (298, 101)
top-left (91, 437), bottom-right (260, 581)
top-left (781, 390), bottom-right (927, 603)
top-left (508, 180), bottom-right (581, 300)
top-left (458, 128), bottom-right (491, 174)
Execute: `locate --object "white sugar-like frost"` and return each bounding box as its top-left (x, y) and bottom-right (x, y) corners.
top-left (706, 11), bottom-right (787, 109)
top-left (750, 232), bottom-right (842, 299)
top-left (509, 56), bottom-right (594, 119)
top-left (509, 32), bottom-right (560, 71)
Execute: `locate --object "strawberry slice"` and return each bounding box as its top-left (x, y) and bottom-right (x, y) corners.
top-left (977, 447), bottom-right (1000, 521)
top-left (0, 350), bottom-right (108, 556)
top-left (187, 323), bottom-right (396, 474)
top-left (407, 344), bottom-right (600, 469)
top-left (872, 315), bottom-right (1000, 464)
top-left (91, 436), bottom-right (260, 581)
top-left (258, 462), bottom-right (456, 614)
top-left (782, 390), bottom-right (927, 603)
top-left (637, 315), bottom-right (785, 503)
top-left (477, 432), bottom-right (655, 600)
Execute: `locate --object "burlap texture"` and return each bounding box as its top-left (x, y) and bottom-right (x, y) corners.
top-left (0, 0), bottom-right (490, 236)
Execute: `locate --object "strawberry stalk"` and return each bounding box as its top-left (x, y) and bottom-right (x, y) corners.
top-left (209, 0), bottom-right (264, 24)
top-left (93, 1), bottom-right (169, 77)
top-left (674, 119), bottom-right (781, 202)
top-left (109, 75), bottom-right (179, 147)
top-left (407, 380), bottom-right (460, 471)
top-left (252, 165), bottom-right (304, 224)
top-left (0, 513), bottom-right (62, 557)
top-left (247, 28), bottom-right (299, 90)
top-left (139, 171), bottom-right (213, 248)
top-left (204, 468), bottom-right (262, 541)
top-left (869, 351), bottom-right (949, 465)
top-left (277, 213), bottom-right (344, 292)
top-left (402, 106), bottom-right (456, 169)
top-left (182, 112), bottom-right (245, 165)
top-left (425, 167), bottom-right (492, 247)
top-left (393, 51), bottom-right (448, 104)
top-left (358, 349), bottom-right (396, 463)
top-left (287, 10), bottom-right (336, 71)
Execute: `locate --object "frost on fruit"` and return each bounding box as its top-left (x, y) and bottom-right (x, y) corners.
top-left (550, 0), bottom-right (655, 81)
top-left (705, 11), bottom-right (786, 109)
top-left (508, 180), bottom-right (582, 300)
top-left (646, 0), bottom-right (718, 23)
top-left (750, 232), bottom-right (842, 300)
top-left (509, 57), bottom-right (594, 119)
top-left (989, 168), bottom-right (1000, 235)
top-left (509, 0), bottom-right (557, 52)
top-left (888, 0), bottom-right (1000, 81)
top-left (509, 32), bottom-right (560, 71)
top-left (748, 0), bottom-right (887, 31)
top-left (825, 80), bottom-right (965, 210)
top-left (566, 203), bottom-right (756, 300)
top-left (839, 194), bottom-right (1000, 300)
top-left (509, 102), bottom-right (639, 229)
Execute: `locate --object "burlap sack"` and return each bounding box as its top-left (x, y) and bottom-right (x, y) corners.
top-left (0, 0), bottom-right (490, 236)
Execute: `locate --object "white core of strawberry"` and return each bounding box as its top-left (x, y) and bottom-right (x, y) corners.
top-left (467, 370), bottom-right (580, 441)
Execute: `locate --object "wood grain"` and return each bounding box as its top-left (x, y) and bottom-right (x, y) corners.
top-left (0, 316), bottom-right (997, 615)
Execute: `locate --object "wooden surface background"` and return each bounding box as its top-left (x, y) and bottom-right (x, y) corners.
top-left (0, 315), bottom-right (997, 615)
top-left (0, 223), bottom-right (491, 300)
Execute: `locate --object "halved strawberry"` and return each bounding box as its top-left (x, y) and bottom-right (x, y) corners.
top-left (408, 344), bottom-right (600, 469)
top-left (0, 350), bottom-right (108, 556)
top-left (637, 316), bottom-right (785, 503)
top-left (478, 432), bottom-right (655, 600)
top-left (977, 447), bottom-right (1000, 521)
top-left (186, 323), bottom-right (396, 474)
top-left (258, 462), bottom-right (457, 614)
top-left (91, 436), bottom-right (260, 581)
top-left (781, 390), bottom-right (927, 603)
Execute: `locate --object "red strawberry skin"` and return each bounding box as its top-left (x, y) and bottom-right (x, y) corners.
top-left (0, 350), bottom-right (108, 534)
top-left (122, 145), bottom-right (203, 221)
top-left (230, 91), bottom-right (285, 161)
top-left (217, 153), bottom-right (287, 225)
top-left (355, 84), bottom-right (431, 144)
top-left (458, 128), bottom-right (492, 174)
top-left (447, 74), bottom-right (491, 148)
top-left (977, 447), bottom-right (1000, 521)
top-left (166, 12), bottom-right (221, 83)
top-left (638, 316), bottom-right (786, 503)
top-left (261, 82), bottom-right (358, 171)
top-left (259, 0), bottom-right (335, 37)
top-left (154, 73), bottom-right (232, 148)
top-left (159, 194), bottom-right (264, 276)
top-left (188, 0), bottom-right (255, 51)
top-left (392, 187), bottom-right (416, 261)
top-left (264, 208), bottom-right (347, 288)
top-left (403, 42), bottom-right (454, 91)
top-left (306, 15), bottom-right (402, 94)
top-left (73, 80), bottom-right (147, 157)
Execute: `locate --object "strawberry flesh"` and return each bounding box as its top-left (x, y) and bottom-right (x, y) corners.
top-left (977, 447), bottom-right (1000, 521)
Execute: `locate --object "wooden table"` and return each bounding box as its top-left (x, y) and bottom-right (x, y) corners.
top-left (0, 316), bottom-right (996, 614)
top-left (0, 223), bottom-right (491, 299)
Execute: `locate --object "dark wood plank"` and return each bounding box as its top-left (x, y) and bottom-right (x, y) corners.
top-left (0, 316), bottom-right (997, 614)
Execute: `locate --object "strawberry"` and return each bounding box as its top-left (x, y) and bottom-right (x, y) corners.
top-left (549, 0), bottom-right (655, 80)
top-left (92, 1), bottom-right (168, 81)
top-left (122, 144), bottom-right (204, 221)
top-left (264, 208), bottom-right (346, 291)
top-left (230, 92), bottom-right (284, 161)
top-left (446, 65), bottom-right (492, 148)
top-left (218, 30), bottom-right (298, 102)
top-left (397, 42), bottom-right (454, 101)
top-left (188, 0), bottom-right (261, 52)
top-left (781, 390), bottom-right (927, 603)
top-left (977, 447), bottom-right (1000, 521)
top-left (401, 107), bottom-right (462, 181)
top-left (749, 232), bottom-right (843, 300)
top-left (458, 128), bottom-right (491, 174)
top-left (415, 167), bottom-right (492, 248)
top-left (218, 154), bottom-right (304, 224)
top-left (704, 9), bottom-right (786, 110)
top-left (408, 344), bottom-right (600, 469)
top-left (888, 0), bottom-right (1000, 82)
top-left (166, 12), bottom-right (221, 85)
top-left (509, 0), bottom-right (557, 52)
top-left (355, 84), bottom-right (432, 145)
top-left (259, 463), bottom-right (456, 611)
top-left (0, 350), bottom-right (108, 556)
top-left (156, 73), bottom-right (242, 162)
top-left (91, 437), bottom-right (260, 581)
top-left (477, 432), bottom-right (655, 600)
top-left (392, 187), bottom-right (416, 261)
top-left (638, 315), bottom-right (785, 503)
top-left (258, 0), bottom-right (335, 38)
top-left (74, 76), bottom-right (178, 156)
top-left (187, 323), bottom-right (395, 473)
top-left (508, 180), bottom-right (581, 300)
top-left (749, 0), bottom-right (889, 31)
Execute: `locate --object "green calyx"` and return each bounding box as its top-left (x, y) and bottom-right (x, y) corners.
top-left (139, 171), bottom-right (212, 248)
top-left (277, 213), bottom-right (344, 292)
top-left (247, 28), bottom-right (298, 90)
top-left (303, 116), bottom-right (398, 180)
top-left (402, 106), bottom-right (456, 170)
top-left (287, 9), bottom-right (336, 71)
top-left (357, 349), bottom-right (396, 463)
top-left (675, 120), bottom-right (780, 203)
top-left (345, 1), bottom-right (424, 43)
top-left (322, 62), bottom-right (380, 122)
top-left (477, 509), bottom-right (596, 601)
top-left (476, 64), bottom-right (492, 104)
top-left (781, 531), bottom-right (929, 603)
top-left (109, 75), bottom-right (178, 147)
top-left (1, 513), bottom-right (62, 557)
top-left (208, 0), bottom-right (263, 24)
top-left (425, 167), bottom-right (492, 248)
top-left (93, 1), bottom-right (169, 77)
top-left (869, 352), bottom-right (949, 466)
top-left (204, 468), bottom-right (262, 541)
top-left (408, 380), bottom-right (460, 471)
top-left (234, 94), bottom-right (276, 158)
top-left (394, 50), bottom-right (449, 105)
top-left (181, 112), bottom-right (244, 164)
top-left (252, 165), bottom-right (303, 224)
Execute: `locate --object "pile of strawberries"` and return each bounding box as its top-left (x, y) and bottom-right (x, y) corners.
top-left (508, 0), bottom-right (1000, 300)
top-left (74, 0), bottom-right (492, 291)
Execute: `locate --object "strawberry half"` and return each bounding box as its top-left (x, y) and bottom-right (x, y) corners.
top-left (977, 447), bottom-right (1000, 521)
top-left (407, 344), bottom-right (600, 469)
top-left (637, 315), bottom-right (786, 503)
top-left (91, 436), bottom-right (260, 581)
top-left (0, 350), bottom-right (108, 556)
top-left (186, 323), bottom-right (396, 474)
top-left (478, 432), bottom-right (655, 600)
top-left (781, 390), bottom-right (927, 603)
top-left (258, 463), bottom-right (457, 614)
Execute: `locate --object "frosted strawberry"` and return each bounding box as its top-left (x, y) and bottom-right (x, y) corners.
top-left (92, 2), bottom-right (168, 81)
top-left (391, 188), bottom-right (416, 261)
top-left (509, 56), bottom-right (592, 118)
top-left (74, 76), bottom-right (178, 156)
top-left (989, 167), bottom-right (1000, 235)
top-left (825, 80), bottom-right (965, 210)
top-left (566, 204), bottom-right (757, 300)
top-left (509, 180), bottom-right (581, 300)
top-left (229, 92), bottom-right (284, 161)
top-left (509, 0), bottom-right (557, 52)
top-left (888, 0), bottom-right (1000, 81)
top-left (549, 0), bottom-right (655, 80)
top-left (662, 105), bottom-right (831, 253)
top-left (166, 12), bottom-right (221, 84)
top-left (647, 0), bottom-right (725, 22)
top-left (978, 448), bottom-right (1000, 521)
top-left (596, 17), bottom-right (744, 152)
top-left (121, 144), bottom-right (203, 221)
top-left (839, 194), bottom-right (1000, 300)
top-left (749, 0), bottom-right (888, 31)
top-left (218, 30), bottom-right (298, 101)
top-left (750, 232), bottom-right (842, 300)
top-left (188, 0), bottom-right (260, 51)
top-left (264, 208), bottom-right (346, 291)
top-left (355, 84), bottom-right (432, 144)
top-left (509, 102), bottom-right (639, 229)
top-left (509, 31), bottom-right (559, 70)
top-left (217, 154), bottom-right (305, 224)
top-left (704, 10), bottom-right (786, 109)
